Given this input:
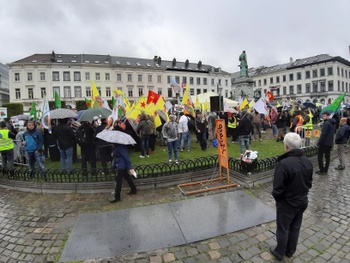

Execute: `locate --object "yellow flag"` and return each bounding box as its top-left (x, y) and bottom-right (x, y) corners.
top-left (154, 114), bottom-right (162, 128)
top-left (91, 80), bottom-right (102, 108)
top-left (133, 96), bottom-right (147, 111)
top-left (240, 98), bottom-right (248, 110)
top-left (195, 95), bottom-right (201, 109)
top-left (248, 100), bottom-right (255, 109)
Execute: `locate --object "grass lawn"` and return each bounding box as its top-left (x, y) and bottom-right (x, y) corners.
top-left (43, 132), bottom-right (285, 169)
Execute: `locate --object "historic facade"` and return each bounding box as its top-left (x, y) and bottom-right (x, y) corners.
top-left (245, 54), bottom-right (350, 104)
top-left (0, 62), bottom-right (10, 106)
top-left (8, 52), bottom-right (232, 111)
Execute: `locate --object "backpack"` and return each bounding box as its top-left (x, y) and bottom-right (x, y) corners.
top-left (75, 126), bottom-right (87, 145)
top-left (187, 117), bottom-right (195, 132)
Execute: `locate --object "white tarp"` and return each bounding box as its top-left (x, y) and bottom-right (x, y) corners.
top-left (195, 92), bottom-right (238, 107)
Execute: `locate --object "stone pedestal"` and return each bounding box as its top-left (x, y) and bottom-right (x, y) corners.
top-left (233, 77), bottom-right (254, 100)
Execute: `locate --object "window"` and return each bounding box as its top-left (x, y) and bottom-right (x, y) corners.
top-left (328, 81), bottom-right (333, 91)
top-left (283, 75), bottom-right (286, 82)
top-left (347, 83), bottom-right (349, 93)
top-left (312, 82), bottom-right (318, 92)
top-left (312, 69), bottom-right (317, 78)
top-left (105, 73), bottom-right (110, 81)
top-left (97, 87), bottom-right (101, 95)
top-left (53, 87), bottom-right (60, 97)
top-left (289, 85), bottom-right (294, 94)
top-left (320, 82), bottom-right (326, 92)
top-left (175, 76), bottom-right (180, 84)
top-left (95, 73), bottom-right (100, 80)
top-left (218, 79), bottom-right (222, 85)
top-left (74, 86), bottom-right (82, 98)
top-left (15, 73), bottom-right (20, 81)
top-left (276, 76), bottom-right (280, 83)
top-left (258, 80), bottom-right (261, 86)
top-left (297, 84), bottom-right (302, 93)
top-left (40, 87), bottom-right (46, 97)
top-left (64, 86), bottom-right (71, 97)
top-left (116, 73), bottom-right (121, 82)
top-left (306, 83), bottom-right (310, 93)
top-left (341, 68), bottom-right (344, 77)
top-left (157, 75), bottom-right (162, 83)
top-left (327, 67), bottom-right (333, 76)
top-left (138, 74), bottom-right (142, 82)
top-left (167, 88), bottom-right (172, 98)
top-left (190, 77), bottom-right (194, 85)
top-left (225, 79), bottom-right (228, 86)
top-left (263, 79), bottom-right (267, 85)
top-left (211, 79), bottom-right (214, 85)
top-left (320, 68), bottom-right (325, 77)
top-left (127, 74), bottom-right (132, 82)
top-left (342, 81), bottom-right (344, 92)
top-left (15, 88), bottom-right (21, 99)
top-left (305, 71), bottom-right (310, 79)
top-left (183, 76), bottom-right (187, 84)
top-left (197, 77), bottom-right (201, 85)
top-left (270, 77), bottom-right (273, 84)
top-left (283, 86), bottom-right (286, 95)
top-left (63, 71), bottom-right (70, 81)
top-left (106, 87), bottom-right (111, 97)
top-left (53, 72), bottom-right (60, 81)
top-left (167, 76), bottom-right (171, 84)
top-left (148, 75), bottom-right (152, 83)
top-left (337, 67), bottom-right (340, 76)
top-left (296, 72), bottom-right (301, 80)
top-left (157, 88), bottom-right (162, 95)
top-left (28, 88), bottom-right (34, 99)
top-left (138, 87), bottom-right (143, 96)
top-left (204, 89), bottom-right (207, 93)
top-left (86, 87), bottom-right (91, 97)
top-left (128, 87), bottom-right (133, 97)
top-left (289, 73), bottom-right (294, 81)
top-left (27, 72), bottom-right (33, 81)
top-left (202, 78), bottom-right (207, 85)
top-left (338, 81), bottom-right (340, 91)
top-left (40, 72), bottom-right (45, 81)
top-left (196, 89), bottom-right (201, 95)
top-left (85, 72), bottom-right (90, 81)
top-left (74, 72), bottom-right (81, 81)
top-left (190, 89), bottom-right (194, 96)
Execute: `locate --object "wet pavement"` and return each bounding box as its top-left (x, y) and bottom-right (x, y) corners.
top-left (0, 153), bottom-right (350, 263)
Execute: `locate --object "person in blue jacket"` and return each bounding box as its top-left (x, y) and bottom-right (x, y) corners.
top-left (109, 143), bottom-right (137, 203)
top-left (22, 120), bottom-right (45, 177)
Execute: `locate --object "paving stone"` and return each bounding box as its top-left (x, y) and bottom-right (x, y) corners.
top-left (208, 250), bottom-right (221, 260)
top-left (163, 252), bottom-right (175, 262)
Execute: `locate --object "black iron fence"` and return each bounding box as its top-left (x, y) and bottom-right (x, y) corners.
top-left (1, 146), bottom-right (319, 183)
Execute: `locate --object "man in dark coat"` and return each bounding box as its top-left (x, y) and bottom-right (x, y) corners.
top-left (316, 112), bottom-right (336, 175)
top-left (270, 132), bottom-right (313, 261)
top-left (236, 110), bottom-right (252, 157)
top-left (335, 117), bottom-right (349, 170)
top-left (94, 118), bottom-right (113, 175)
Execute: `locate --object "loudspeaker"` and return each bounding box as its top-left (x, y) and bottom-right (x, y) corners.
top-left (210, 96), bottom-right (223, 112)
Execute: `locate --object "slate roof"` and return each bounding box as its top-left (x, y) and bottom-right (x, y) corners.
top-left (9, 53), bottom-right (231, 74)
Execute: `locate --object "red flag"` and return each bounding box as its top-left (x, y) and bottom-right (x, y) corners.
top-left (266, 91), bottom-right (274, 101)
top-left (146, 90), bottom-right (160, 105)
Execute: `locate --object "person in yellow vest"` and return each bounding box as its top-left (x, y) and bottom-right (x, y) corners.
top-left (227, 113), bottom-right (237, 143)
top-left (302, 109), bottom-right (313, 147)
top-left (0, 121), bottom-right (16, 172)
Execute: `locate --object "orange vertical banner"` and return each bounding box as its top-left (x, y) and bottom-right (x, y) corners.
top-left (216, 119), bottom-right (228, 169)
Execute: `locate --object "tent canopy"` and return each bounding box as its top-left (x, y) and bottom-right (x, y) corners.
top-left (195, 92), bottom-right (238, 107)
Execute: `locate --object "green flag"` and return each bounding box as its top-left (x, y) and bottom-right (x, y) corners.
top-left (55, 91), bottom-right (62, 108)
top-left (30, 102), bottom-right (37, 120)
top-left (111, 96), bottom-right (116, 108)
top-left (321, 93), bottom-right (346, 115)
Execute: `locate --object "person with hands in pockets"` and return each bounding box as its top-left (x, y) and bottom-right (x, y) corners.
top-left (109, 143), bottom-right (137, 203)
top-left (22, 119), bottom-right (45, 178)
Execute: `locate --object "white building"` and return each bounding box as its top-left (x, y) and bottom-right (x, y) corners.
top-left (8, 52), bottom-right (232, 111)
top-left (232, 54), bottom-right (350, 104)
top-left (0, 62), bottom-right (10, 106)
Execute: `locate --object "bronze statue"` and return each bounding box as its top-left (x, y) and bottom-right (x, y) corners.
top-left (239, 50), bottom-right (248, 77)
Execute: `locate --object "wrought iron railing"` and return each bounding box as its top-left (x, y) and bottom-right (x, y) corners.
top-left (1, 146), bottom-right (319, 183)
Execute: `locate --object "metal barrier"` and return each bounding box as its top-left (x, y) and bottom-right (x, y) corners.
top-left (1, 146), bottom-right (319, 183)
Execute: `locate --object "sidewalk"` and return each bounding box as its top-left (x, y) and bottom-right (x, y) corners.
top-left (0, 153), bottom-right (349, 263)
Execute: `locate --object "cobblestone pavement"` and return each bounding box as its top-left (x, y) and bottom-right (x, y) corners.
top-left (1, 154), bottom-right (350, 263)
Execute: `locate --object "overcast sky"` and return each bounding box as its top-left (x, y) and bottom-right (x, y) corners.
top-left (1, 0), bottom-right (350, 72)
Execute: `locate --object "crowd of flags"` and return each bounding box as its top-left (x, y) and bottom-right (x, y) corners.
top-left (28, 78), bottom-right (347, 134)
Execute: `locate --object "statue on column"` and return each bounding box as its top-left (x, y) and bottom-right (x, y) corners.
top-left (239, 50), bottom-right (249, 77)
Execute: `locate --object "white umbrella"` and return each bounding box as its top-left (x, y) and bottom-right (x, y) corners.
top-left (96, 130), bottom-right (136, 145)
top-left (227, 108), bottom-right (238, 114)
top-left (50, 108), bottom-right (77, 119)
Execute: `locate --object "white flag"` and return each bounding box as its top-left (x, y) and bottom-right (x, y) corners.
top-left (253, 97), bottom-right (268, 114)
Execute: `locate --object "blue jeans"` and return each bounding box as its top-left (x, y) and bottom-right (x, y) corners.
top-left (167, 139), bottom-right (178, 160)
top-left (27, 151), bottom-right (45, 177)
top-left (238, 135), bottom-right (250, 154)
top-left (180, 131), bottom-right (191, 150)
top-left (140, 136), bottom-right (149, 156)
top-left (59, 147), bottom-right (73, 172)
top-left (272, 124), bottom-right (278, 136)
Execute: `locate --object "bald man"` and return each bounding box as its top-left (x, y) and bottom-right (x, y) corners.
top-left (335, 117), bottom-right (350, 170)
